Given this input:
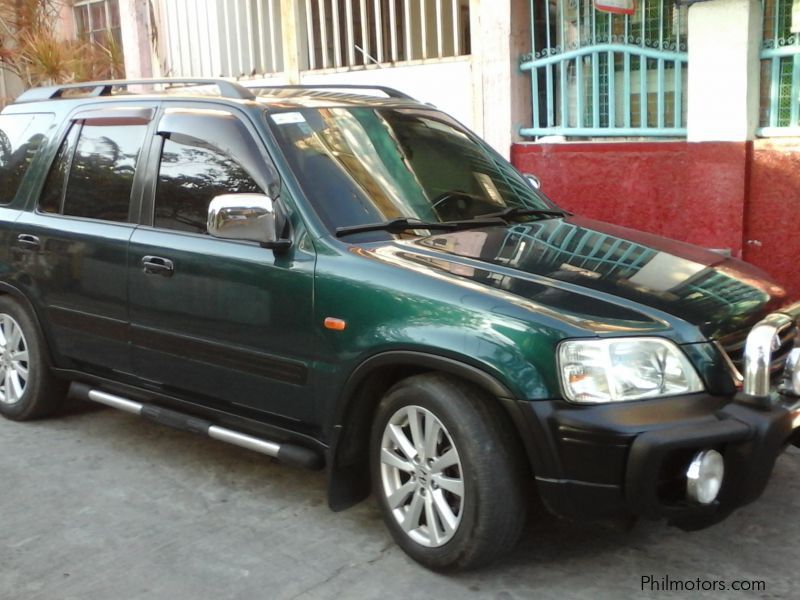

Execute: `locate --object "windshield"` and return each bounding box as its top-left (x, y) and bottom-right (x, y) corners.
top-left (266, 107), bottom-right (557, 239)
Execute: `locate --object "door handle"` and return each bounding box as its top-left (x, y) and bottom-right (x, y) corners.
top-left (17, 234), bottom-right (40, 251)
top-left (141, 255), bottom-right (174, 277)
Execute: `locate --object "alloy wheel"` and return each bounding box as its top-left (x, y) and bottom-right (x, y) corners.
top-left (379, 405), bottom-right (465, 547)
top-left (0, 314), bottom-right (29, 404)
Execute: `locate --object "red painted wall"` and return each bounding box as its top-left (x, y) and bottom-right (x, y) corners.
top-left (511, 140), bottom-right (799, 300)
top-left (744, 139), bottom-right (800, 300)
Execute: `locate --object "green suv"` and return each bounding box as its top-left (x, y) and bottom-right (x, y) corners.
top-left (0, 79), bottom-right (798, 571)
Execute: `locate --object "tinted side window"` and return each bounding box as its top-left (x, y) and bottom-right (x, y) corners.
top-left (39, 123), bottom-right (80, 215)
top-left (62, 123), bottom-right (147, 222)
top-left (154, 134), bottom-right (261, 233)
top-left (0, 113), bottom-right (54, 204)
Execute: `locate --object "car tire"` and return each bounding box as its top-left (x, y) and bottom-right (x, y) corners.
top-left (370, 372), bottom-right (528, 571)
top-left (0, 296), bottom-right (65, 421)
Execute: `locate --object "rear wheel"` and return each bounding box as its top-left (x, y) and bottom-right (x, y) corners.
top-left (370, 373), bottom-right (527, 571)
top-left (0, 296), bottom-right (65, 421)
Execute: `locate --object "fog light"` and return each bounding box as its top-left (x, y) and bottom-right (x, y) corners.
top-left (686, 449), bottom-right (724, 505)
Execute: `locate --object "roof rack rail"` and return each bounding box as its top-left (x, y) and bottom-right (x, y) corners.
top-left (248, 84), bottom-right (414, 100)
top-left (15, 78), bottom-right (256, 103)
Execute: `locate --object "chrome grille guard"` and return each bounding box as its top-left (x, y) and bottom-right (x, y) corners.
top-left (741, 301), bottom-right (800, 399)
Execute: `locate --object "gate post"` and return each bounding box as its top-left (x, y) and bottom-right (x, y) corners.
top-left (280, 0), bottom-right (304, 84)
top-left (470, 0), bottom-right (531, 158)
top-left (687, 0), bottom-right (762, 142)
top-left (118, 0), bottom-right (155, 78)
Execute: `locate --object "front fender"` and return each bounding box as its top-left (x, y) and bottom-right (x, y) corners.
top-left (314, 246), bottom-right (573, 510)
top-left (315, 249), bottom-right (569, 404)
top-left (324, 348), bottom-right (556, 511)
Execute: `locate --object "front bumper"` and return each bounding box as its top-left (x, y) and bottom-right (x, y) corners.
top-left (531, 302), bottom-right (800, 530)
top-left (531, 393), bottom-right (799, 529)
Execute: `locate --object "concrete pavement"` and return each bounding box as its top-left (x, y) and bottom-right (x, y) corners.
top-left (1, 398), bottom-right (798, 599)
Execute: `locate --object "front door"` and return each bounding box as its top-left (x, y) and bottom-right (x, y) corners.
top-left (128, 105), bottom-right (316, 422)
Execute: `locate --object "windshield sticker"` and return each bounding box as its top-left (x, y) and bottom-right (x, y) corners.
top-left (271, 112), bottom-right (306, 125)
top-left (474, 172), bottom-right (503, 205)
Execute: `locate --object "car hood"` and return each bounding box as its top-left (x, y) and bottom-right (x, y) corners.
top-left (367, 216), bottom-right (789, 340)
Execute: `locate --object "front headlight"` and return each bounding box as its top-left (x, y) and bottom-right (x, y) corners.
top-left (558, 337), bottom-right (704, 403)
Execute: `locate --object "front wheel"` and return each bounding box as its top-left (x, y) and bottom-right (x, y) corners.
top-left (370, 373), bottom-right (528, 571)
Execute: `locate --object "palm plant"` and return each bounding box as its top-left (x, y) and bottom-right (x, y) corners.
top-left (0, 0), bottom-right (124, 102)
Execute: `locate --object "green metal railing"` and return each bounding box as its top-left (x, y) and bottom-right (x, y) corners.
top-left (520, 0), bottom-right (688, 138)
top-left (759, 0), bottom-right (800, 136)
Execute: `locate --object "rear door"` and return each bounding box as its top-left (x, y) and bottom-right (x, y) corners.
top-left (127, 104), bottom-right (317, 422)
top-left (0, 111), bottom-right (54, 281)
top-left (13, 105), bottom-right (156, 375)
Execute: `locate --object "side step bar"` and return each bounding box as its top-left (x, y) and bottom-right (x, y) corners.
top-left (68, 382), bottom-right (323, 470)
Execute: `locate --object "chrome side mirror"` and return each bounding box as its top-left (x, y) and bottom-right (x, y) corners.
top-left (523, 173), bottom-right (541, 190)
top-left (207, 194), bottom-right (290, 251)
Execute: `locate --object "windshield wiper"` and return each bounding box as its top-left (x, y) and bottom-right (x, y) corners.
top-left (335, 217), bottom-right (505, 238)
top-left (477, 206), bottom-right (569, 221)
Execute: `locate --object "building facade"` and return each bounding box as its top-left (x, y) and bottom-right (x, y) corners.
top-left (512, 0), bottom-right (800, 300)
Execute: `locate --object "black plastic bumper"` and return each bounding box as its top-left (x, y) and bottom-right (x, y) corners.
top-left (526, 392), bottom-right (800, 529)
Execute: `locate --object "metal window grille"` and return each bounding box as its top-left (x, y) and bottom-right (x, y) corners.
top-left (520, 0), bottom-right (688, 138)
top-left (302, 0), bottom-right (470, 71)
top-left (759, 0), bottom-right (800, 136)
top-left (158, 0), bottom-right (284, 78)
top-left (74, 0), bottom-right (123, 50)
